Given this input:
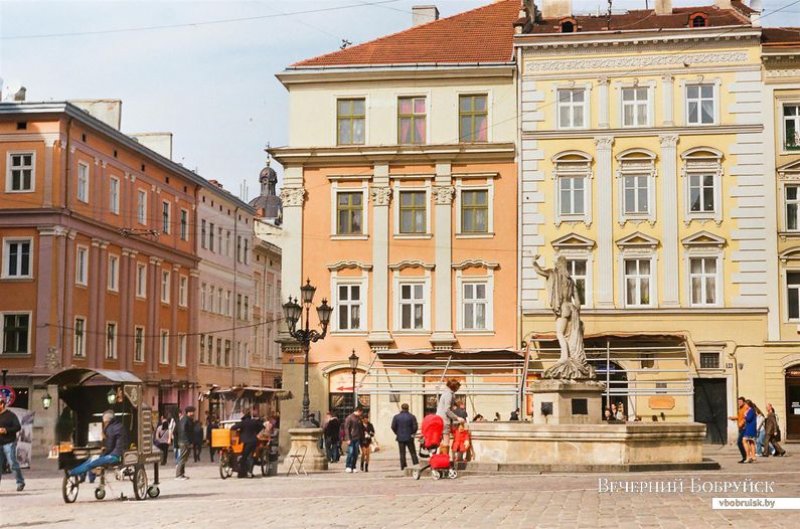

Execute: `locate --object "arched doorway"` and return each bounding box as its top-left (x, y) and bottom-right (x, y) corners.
top-left (588, 359), bottom-right (628, 417)
top-left (785, 364), bottom-right (800, 440)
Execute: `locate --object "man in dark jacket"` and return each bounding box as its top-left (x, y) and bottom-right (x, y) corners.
top-left (68, 410), bottom-right (128, 480)
top-left (175, 406), bottom-right (195, 480)
top-left (763, 403), bottom-right (787, 457)
top-left (323, 413), bottom-right (341, 463)
top-left (391, 404), bottom-right (419, 470)
top-left (232, 411), bottom-right (265, 478)
top-left (0, 396), bottom-right (25, 491)
top-left (343, 406), bottom-right (364, 473)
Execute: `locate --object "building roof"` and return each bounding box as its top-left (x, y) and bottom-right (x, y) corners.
top-left (291, 0), bottom-right (520, 68)
top-left (762, 27), bottom-right (800, 47)
top-left (520, 2), bottom-right (752, 35)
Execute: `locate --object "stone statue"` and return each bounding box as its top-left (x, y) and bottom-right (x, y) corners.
top-left (532, 254), bottom-right (595, 381)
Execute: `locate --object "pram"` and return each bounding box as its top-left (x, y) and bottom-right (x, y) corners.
top-left (411, 414), bottom-right (458, 480)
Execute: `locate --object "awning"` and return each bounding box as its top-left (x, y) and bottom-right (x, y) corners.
top-left (44, 368), bottom-right (142, 387)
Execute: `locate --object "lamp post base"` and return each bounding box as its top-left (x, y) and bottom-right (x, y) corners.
top-left (279, 427), bottom-right (328, 473)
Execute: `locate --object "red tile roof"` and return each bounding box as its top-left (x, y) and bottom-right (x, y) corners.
top-left (291, 0), bottom-right (520, 68)
top-left (762, 27), bottom-right (800, 47)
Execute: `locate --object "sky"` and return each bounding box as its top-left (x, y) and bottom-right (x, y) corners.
top-left (1, 0), bottom-right (798, 200)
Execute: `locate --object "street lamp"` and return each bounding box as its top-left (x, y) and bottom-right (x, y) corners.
top-left (41, 391), bottom-right (53, 410)
top-left (283, 278), bottom-right (332, 427)
top-left (348, 350), bottom-right (359, 414)
top-left (106, 388), bottom-right (117, 406)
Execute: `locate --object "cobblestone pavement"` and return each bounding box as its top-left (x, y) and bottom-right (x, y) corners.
top-left (2, 446), bottom-right (800, 529)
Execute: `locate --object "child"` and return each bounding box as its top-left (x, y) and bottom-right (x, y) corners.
top-left (451, 422), bottom-right (472, 462)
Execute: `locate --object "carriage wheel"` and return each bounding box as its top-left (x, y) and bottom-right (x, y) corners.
top-left (147, 485), bottom-right (160, 498)
top-left (94, 487), bottom-right (106, 500)
top-left (260, 450), bottom-right (269, 477)
top-left (62, 474), bottom-right (80, 504)
top-left (219, 452), bottom-right (233, 479)
top-left (448, 468), bottom-right (458, 479)
top-left (431, 470), bottom-right (441, 480)
top-left (133, 466), bottom-right (148, 501)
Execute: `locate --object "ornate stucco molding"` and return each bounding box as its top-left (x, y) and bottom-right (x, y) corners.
top-left (369, 186), bottom-right (392, 206)
top-left (451, 259), bottom-right (499, 270)
top-left (388, 259), bottom-right (435, 271)
top-left (279, 187), bottom-right (305, 207)
top-left (327, 260), bottom-right (374, 272)
top-left (432, 185), bottom-right (455, 205)
top-left (525, 51), bottom-right (748, 73)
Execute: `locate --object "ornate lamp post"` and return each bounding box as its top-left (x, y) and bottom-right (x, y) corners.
top-left (348, 350), bottom-right (359, 413)
top-left (283, 278), bottom-right (332, 427)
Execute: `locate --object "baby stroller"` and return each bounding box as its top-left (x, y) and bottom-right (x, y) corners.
top-left (411, 414), bottom-right (458, 480)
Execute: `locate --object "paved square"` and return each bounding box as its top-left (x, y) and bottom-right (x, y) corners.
top-left (2, 447), bottom-right (800, 529)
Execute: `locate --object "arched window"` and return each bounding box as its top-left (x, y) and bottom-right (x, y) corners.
top-left (552, 151), bottom-right (593, 226)
top-left (559, 17), bottom-right (577, 33)
top-left (689, 12), bottom-right (708, 28)
top-left (680, 147), bottom-right (723, 225)
top-left (615, 149), bottom-right (657, 225)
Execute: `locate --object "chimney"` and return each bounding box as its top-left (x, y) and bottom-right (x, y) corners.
top-left (412, 5), bottom-right (439, 26)
top-left (70, 99), bottom-right (122, 130)
top-left (655, 0), bottom-right (672, 16)
top-left (714, 0), bottom-right (732, 9)
top-left (541, 0), bottom-right (571, 19)
top-left (130, 132), bottom-right (173, 160)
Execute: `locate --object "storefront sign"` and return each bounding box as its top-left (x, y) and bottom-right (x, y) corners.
top-left (0, 385), bottom-right (16, 407)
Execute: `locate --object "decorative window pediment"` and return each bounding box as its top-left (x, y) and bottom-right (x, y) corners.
top-left (553, 151), bottom-right (592, 227)
top-left (616, 231), bottom-right (659, 250)
top-left (615, 149), bottom-right (657, 226)
top-left (681, 147), bottom-right (723, 225)
top-left (551, 232), bottom-right (596, 251)
top-left (778, 159), bottom-right (800, 181)
top-left (452, 259), bottom-right (499, 270)
top-left (389, 259), bottom-right (435, 271)
top-left (780, 247), bottom-right (800, 263)
top-left (681, 231), bottom-right (726, 249)
top-left (327, 260), bottom-right (374, 272)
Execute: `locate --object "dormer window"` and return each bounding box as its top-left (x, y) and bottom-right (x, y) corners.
top-left (689, 13), bottom-right (708, 28)
top-left (560, 18), bottom-right (577, 33)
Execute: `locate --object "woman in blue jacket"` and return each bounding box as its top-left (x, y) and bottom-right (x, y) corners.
top-left (743, 400), bottom-right (758, 463)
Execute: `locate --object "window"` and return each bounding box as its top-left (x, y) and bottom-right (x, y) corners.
top-left (209, 223), bottom-right (215, 252)
top-left (178, 335), bottom-right (187, 367)
top-left (74, 318), bottom-right (86, 358)
top-left (398, 282), bottom-right (426, 330)
top-left (218, 227), bottom-right (223, 254)
top-left (107, 255), bottom-right (119, 292)
top-left (77, 162), bottom-right (89, 203)
top-left (244, 296), bottom-right (249, 320)
top-left (226, 231), bottom-right (231, 256)
top-left (236, 235), bottom-right (241, 262)
top-left (681, 147), bottom-right (722, 223)
top-left (462, 282), bottom-right (488, 331)
top-left (225, 290), bottom-right (232, 316)
top-left (689, 174), bottom-right (715, 213)
top-left (161, 201), bottom-right (170, 234)
top-left (788, 272), bottom-right (800, 319)
top-left (109, 177), bottom-right (120, 214)
top-left (459, 94), bottom-right (488, 142)
top-left (559, 176), bottom-right (585, 216)
top-left (690, 13), bottom-right (708, 27)
top-left (160, 330), bottom-right (169, 364)
top-left (689, 257), bottom-right (718, 306)
top-left (201, 220), bottom-right (207, 249)
top-left (2, 314), bottom-right (29, 354)
top-left (105, 322), bottom-right (117, 359)
top-left (337, 284), bottom-right (362, 331)
top-left (566, 259), bottom-right (587, 305)
top-left (785, 104), bottom-right (800, 151)
top-left (179, 275), bottom-right (188, 307)
top-left (336, 191), bottom-right (363, 235)
top-left (787, 186), bottom-right (800, 231)
top-left (552, 152), bottom-right (592, 225)
top-left (218, 287), bottom-right (224, 314)
top-left (461, 190), bottom-right (489, 234)
top-left (161, 270), bottom-right (170, 303)
top-left (624, 175), bottom-right (649, 214)
top-left (624, 259), bottom-right (652, 307)
top-left (7, 152), bottom-right (34, 192)
top-left (686, 84), bottom-right (715, 125)
top-left (137, 190), bottom-right (147, 225)
top-left (134, 327), bottom-right (144, 363)
top-left (398, 191), bottom-right (426, 234)
top-left (199, 334), bottom-right (206, 364)
top-left (337, 98), bottom-right (365, 145)
top-left (224, 340), bottom-right (231, 367)
top-left (3, 239), bottom-right (31, 278)
top-left (557, 89), bottom-right (586, 129)
top-left (243, 239), bottom-right (249, 264)
top-left (216, 337), bottom-right (222, 366)
top-left (398, 96), bottom-right (426, 144)
top-left (699, 352), bottom-right (720, 369)
top-left (136, 263), bottom-right (147, 298)
top-left (180, 210), bottom-right (189, 241)
top-left (76, 246), bottom-right (88, 286)
top-left (208, 285), bottom-right (215, 313)
top-left (622, 87), bottom-right (650, 127)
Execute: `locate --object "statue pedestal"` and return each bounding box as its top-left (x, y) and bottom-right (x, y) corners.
top-left (530, 379), bottom-right (605, 425)
top-left (278, 428), bottom-right (328, 473)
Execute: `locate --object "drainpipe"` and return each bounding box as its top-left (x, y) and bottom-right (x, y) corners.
top-left (515, 45), bottom-right (523, 357)
top-left (60, 117), bottom-right (73, 368)
top-left (232, 206), bottom-right (239, 387)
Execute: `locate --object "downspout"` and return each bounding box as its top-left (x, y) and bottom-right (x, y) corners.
top-left (515, 45), bottom-right (523, 357)
top-left (232, 206), bottom-right (239, 387)
top-left (60, 117), bottom-right (73, 367)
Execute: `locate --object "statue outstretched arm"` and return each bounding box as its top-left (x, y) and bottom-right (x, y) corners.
top-left (532, 254), bottom-right (550, 278)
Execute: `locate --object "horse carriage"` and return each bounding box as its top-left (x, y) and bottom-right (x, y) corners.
top-left (46, 368), bottom-right (161, 503)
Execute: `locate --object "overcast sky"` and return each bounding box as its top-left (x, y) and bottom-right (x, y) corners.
top-left (0, 0), bottom-right (796, 199)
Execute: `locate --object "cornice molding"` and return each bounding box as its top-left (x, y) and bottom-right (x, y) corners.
top-left (525, 124), bottom-right (762, 140)
top-left (524, 51), bottom-right (748, 74)
top-left (270, 143), bottom-right (515, 167)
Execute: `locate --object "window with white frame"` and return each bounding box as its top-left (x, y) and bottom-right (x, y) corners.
top-left (398, 190), bottom-right (427, 234)
top-left (689, 257), bottom-right (719, 306)
top-left (76, 246), bottom-right (88, 286)
top-left (460, 189), bottom-right (489, 234)
top-left (201, 282), bottom-right (207, 310)
top-left (2, 313), bottom-right (30, 354)
top-left (3, 239), bottom-right (32, 278)
top-left (74, 317), bottom-right (86, 357)
top-left (178, 334), bottom-right (187, 366)
top-left (682, 148), bottom-right (723, 223)
top-left (244, 296), bottom-right (249, 320)
top-left (689, 174), bottom-right (715, 213)
top-left (137, 189), bottom-right (147, 225)
top-left (180, 209), bottom-right (189, 241)
top-left (461, 281), bottom-right (489, 331)
top-left (624, 175), bottom-right (649, 214)
top-left (225, 290), bottom-right (232, 316)
top-left (160, 330), bottom-right (169, 364)
top-left (208, 285), bottom-right (215, 313)
top-left (784, 104), bottom-right (800, 151)
top-left (566, 259), bottom-right (588, 305)
top-left (7, 152), bottom-right (34, 192)
top-left (161, 270), bottom-right (170, 303)
top-left (336, 283), bottom-right (363, 331)
top-left (77, 162), bottom-right (89, 203)
top-left (216, 338), bottom-right (222, 366)
top-left (237, 294), bottom-right (243, 319)
top-left (787, 185), bottom-right (800, 231)
top-left (209, 223), bottom-right (215, 253)
top-left (217, 287), bottom-right (223, 314)
top-left (105, 322), bottom-right (117, 359)
top-left (136, 263), bottom-right (147, 298)
top-left (107, 255), bottom-right (119, 292)
top-left (179, 275), bottom-right (188, 307)
top-left (336, 191), bottom-right (363, 235)
top-left (624, 258), bottom-right (653, 307)
top-left (552, 152), bottom-right (592, 225)
top-left (557, 89), bottom-right (586, 129)
top-left (398, 282), bottom-right (427, 331)
top-left (218, 227), bottom-right (223, 254)
top-left (622, 87), bottom-right (650, 127)
top-left (134, 326), bottom-right (144, 363)
top-left (201, 220), bottom-right (207, 249)
top-left (161, 201), bottom-right (170, 234)
top-left (199, 334), bottom-right (206, 364)
top-left (789, 271), bottom-right (800, 320)
top-left (109, 177), bottom-right (120, 214)
top-left (337, 98), bottom-right (366, 145)
top-left (224, 340), bottom-right (231, 367)
top-left (616, 150), bottom-right (656, 223)
top-left (686, 84), bottom-right (715, 125)
top-left (398, 96), bottom-right (426, 144)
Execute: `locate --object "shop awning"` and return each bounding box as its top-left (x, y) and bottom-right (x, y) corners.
top-left (44, 368), bottom-right (142, 387)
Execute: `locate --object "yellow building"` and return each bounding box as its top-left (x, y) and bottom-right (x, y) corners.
top-left (516, 0), bottom-right (773, 443)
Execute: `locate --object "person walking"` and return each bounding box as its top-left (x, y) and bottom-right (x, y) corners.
top-left (343, 406), bottom-right (364, 473)
top-left (192, 419), bottom-right (204, 463)
top-left (154, 417), bottom-right (170, 466)
top-left (0, 396), bottom-right (25, 492)
top-left (323, 412), bottom-right (341, 463)
top-left (756, 406), bottom-right (767, 457)
top-left (175, 406), bottom-right (195, 480)
top-left (743, 399), bottom-right (758, 463)
top-left (763, 403), bottom-right (787, 457)
top-left (231, 410), bottom-right (265, 478)
top-left (436, 379), bottom-right (465, 452)
top-left (728, 396), bottom-right (748, 463)
top-left (206, 415), bottom-right (219, 462)
top-left (391, 404), bottom-right (419, 471)
top-left (359, 414), bottom-right (376, 473)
